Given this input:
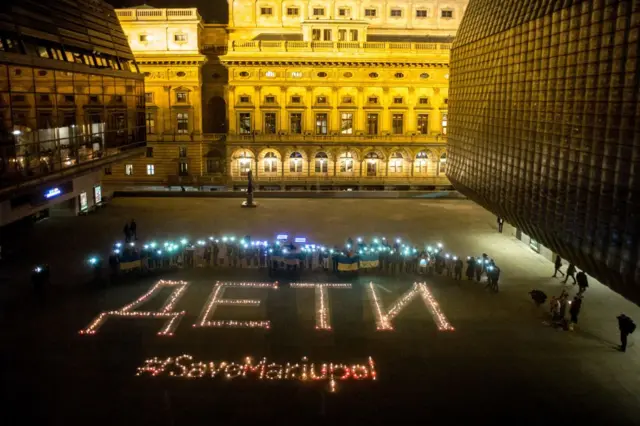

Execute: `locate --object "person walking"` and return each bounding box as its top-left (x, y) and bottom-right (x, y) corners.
top-left (497, 216), bottom-right (504, 233)
top-left (568, 296), bottom-right (582, 331)
top-left (553, 254), bottom-right (564, 277)
top-left (130, 219), bottom-right (137, 240)
top-left (576, 271), bottom-right (589, 295)
top-left (123, 223), bottom-right (130, 243)
top-left (563, 263), bottom-right (577, 284)
top-left (617, 314), bottom-right (636, 352)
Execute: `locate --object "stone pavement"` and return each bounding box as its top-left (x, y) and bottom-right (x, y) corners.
top-left (1, 198), bottom-right (639, 424)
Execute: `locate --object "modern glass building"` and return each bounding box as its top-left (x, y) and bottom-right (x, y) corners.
top-left (448, 0), bottom-right (640, 301)
top-left (0, 0), bottom-right (146, 225)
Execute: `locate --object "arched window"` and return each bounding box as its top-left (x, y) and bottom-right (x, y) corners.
top-left (415, 151), bottom-right (430, 174)
top-left (365, 152), bottom-right (379, 176)
top-left (439, 152), bottom-right (447, 174)
top-left (315, 152), bottom-right (328, 173)
top-left (339, 152), bottom-right (354, 173)
top-left (264, 152), bottom-right (278, 173)
top-left (237, 151), bottom-right (252, 176)
top-left (289, 151), bottom-right (303, 173)
top-left (389, 152), bottom-right (403, 173)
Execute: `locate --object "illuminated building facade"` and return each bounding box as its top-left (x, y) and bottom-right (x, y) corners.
top-left (0, 0), bottom-right (145, 226)
top-left (448, 0), bottom-right (640, 300)
top-left (107, 1), bottom-right (468, 190)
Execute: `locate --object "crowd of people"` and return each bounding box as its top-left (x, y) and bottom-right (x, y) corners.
top-left (102, 231), bottom-right (502, 290)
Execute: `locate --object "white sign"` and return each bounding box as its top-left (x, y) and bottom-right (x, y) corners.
top-left (79, 192), bottom-right (88, 212)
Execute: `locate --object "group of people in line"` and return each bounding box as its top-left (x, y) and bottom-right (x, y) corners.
top-left (122, 219), bottom-right (137, 243)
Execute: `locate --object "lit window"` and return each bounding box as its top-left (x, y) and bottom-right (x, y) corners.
top-left (265, 70), bottom-right (276, 77)
top-left (316, 113), bottom-right (328, 135)
top-left (315, 152), bottom-right (328, 173)
top-left (415, 151), bottom-right (429, 173)
top-left (365, 8), bottom-right (377, 17)
top-left (390, 9), bottom-right (402, 17)
top-left (417, 114), bottom-right (429, 134)
top-left (239, 113), bottom-right (252, 134)
top-left (179, 162), bottom-right (189, 176)
top-left (144, 92), bottom-right (153, 103)
top-left (394, 97), bottom-right (403, 104)
top-left (265, 95), bottom-right (276, 103)
top-left (176, 92), bottom-right (188, 103)
top-left (139, 34), bottom-right (150, 42)
top-left (125, 164), bottom-right (133, 175)
top-left (289, 152), bottom-right (303, 173)
top-left (261, 7), bottom-right (273, 15)
top-left (365, 152), bottom-right (379, 176)
top-left (340, 152), bottom-right (353, 172)
top-left (442, 113), bottom-right (448, 135)
top-left (416, 10), bottom-right (428, 18)
top-left (341, 113), bottom-right (353, 134)
top-left (146, 164), bottom-right (155, 175)
top-left (313, 8), bottom-right (325, 16)
top-left (238, 151), bottom-right (252, 176)
top-left (264, 152), bottom-right (278, 173)
top-left (441, 10), bottom-right (453, 18)
top-left (339, 8), bottom-right (350, 17)
top-left (439, 153), bottom-right (447, 174)
top-left (264, 112), bottom-right (277, 134)
top-left (367, 113), bottom-right (378, 135)
top-left (390, 152), bottom-right (403, 173)
top-left (177, 113), bottom-right (189, 134)
top-left (290, 113), bottom-right (302, 134)
top-left (145, 112), bottom-right (155, 133)
top-left (291, 71), bottom-right (303, 78)
top-left (174, 33), bottom-right (187, 42)
top-left (287, 7), bottom-right (299, 16)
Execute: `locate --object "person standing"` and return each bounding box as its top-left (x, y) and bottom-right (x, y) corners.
top-left (454, 258), bottom-right (463, 280)
top-left (497, 216), bottom-right (504, 233)
top-left (617, 314), bottom-right (636, 352)
top-left (553, 255), bottom-right (564, 277)
top-left (123, 223), bottom-right (130, 243)
top-left (130, 219), bottom-right (137, 240)
top-left (568, 296), bottom-right (582, 331)
top-left (563, 263), bottom-right (577, 284)
top-left (576, 271), bottom-right (589, 295)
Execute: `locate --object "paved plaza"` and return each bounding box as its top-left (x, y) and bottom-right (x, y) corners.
top-left (2, 198), bottom-right (640, 425)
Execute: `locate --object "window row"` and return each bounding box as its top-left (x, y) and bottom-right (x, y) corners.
top-left (144, 91), bottom-right (189, 103)
top-left (0, 35), bottom-right (138, 73)
top-left (237, 112), bottom-right (446, 135)
top-left (234, 151), bottom-right (447, 176)
top-left (138, 33), bottom-right (187, 43)
top-left (238, 70), bottom-right (430, 79)
top-left (144, 112), bottom-right (190, 134)
top-left (119, 162), bottom-right (190, 177)
top-left (237, 94), bottom-right (434, 105)
top-left (261, 7), bottom-right (455, 19)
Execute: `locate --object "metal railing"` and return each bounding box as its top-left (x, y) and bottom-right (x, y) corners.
top-left (231, 175), bottom-right (449, 184)
top-left (115, 8), bottom-right (200, 21)
top-left (209, 133), bottom-right (445, 143)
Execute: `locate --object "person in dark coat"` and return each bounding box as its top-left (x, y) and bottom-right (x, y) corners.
top-left (454, 258), bottom-right (463, 280)
top-left (563, 263), bottom-right (576, 284)
top-left (529, 289), bottom-right (547, 306)
top-left (553, 255), bottom-right (564, 277)
top-left (576, 271), bottom-right (589, 295)
top-left (497, 216), bottom-right (504, 233)
top-left (568, 296), bottom-right (582, 331)
top-left (123, 223), bottom-right (130, 243)
top-left (130, 219), bottom-right (137, 240)
top-left (466, 257), bottom-right (475, 280)
top-left (617, 314), bottom-right (636, 352)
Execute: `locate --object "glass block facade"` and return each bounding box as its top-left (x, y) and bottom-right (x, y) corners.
top-left (0, 0), bottom-right (145, 189)
top-left (448, 0), bottom-right (640, 300)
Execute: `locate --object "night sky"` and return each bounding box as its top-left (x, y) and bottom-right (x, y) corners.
top-left (107, 0), bottom-right (229, 23)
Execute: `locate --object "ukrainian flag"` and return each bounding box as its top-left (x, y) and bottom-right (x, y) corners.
top-left (337, 254), bottom-right (360, 271)
top-left (359, 252), bottom-right (380, 269)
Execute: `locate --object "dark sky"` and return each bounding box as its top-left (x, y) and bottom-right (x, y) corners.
top-left (108, 0), bottom-right (229, 23)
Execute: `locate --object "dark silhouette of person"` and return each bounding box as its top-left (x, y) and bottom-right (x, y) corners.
top-left (569, 296), bottom-right (582, 330)
top-left (123, 223), bottom-right (130, 243)
top-left (563, 263), bottom-right (577, 284)
top-left (454, 258), bottom-right (463, 280)
top-left (553, 255), bottom-right (564, 277)
top-left (130, 219), bottom-right (137, 240)
top-left (497, 216), bottom-right (504, 233)
top-left (529, 289), bottom-right (547, 306)
top-left (617, 314), bottom-right (636, 352)
top-left (466, 257), bottom-right (475, 280)
top-left (576, 271), bottom-right (589, 295)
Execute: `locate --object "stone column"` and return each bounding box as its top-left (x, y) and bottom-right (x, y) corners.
top-left (254, 85), bottom-right (262, 133)
top-left (280, 86), bottom-right (287, 133)
top-left (356, 87), bottom-right (364, 132)
top-left (305, 87), bottom-right (313, 132)
top-left (407, 87), bottom-right (416, 133)
top-left (382, 87), bottom-right (390, 134)
top-left (227, 85), bottom-right (236, 134)
top-left (331, 86), bottom-right (339, 133)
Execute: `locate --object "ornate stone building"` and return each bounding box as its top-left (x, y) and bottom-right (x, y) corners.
top-left (107, 1), bottom-right (468, 190)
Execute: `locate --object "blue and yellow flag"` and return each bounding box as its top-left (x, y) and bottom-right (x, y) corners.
top-left (337, 254), bottom-right (360, 271)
